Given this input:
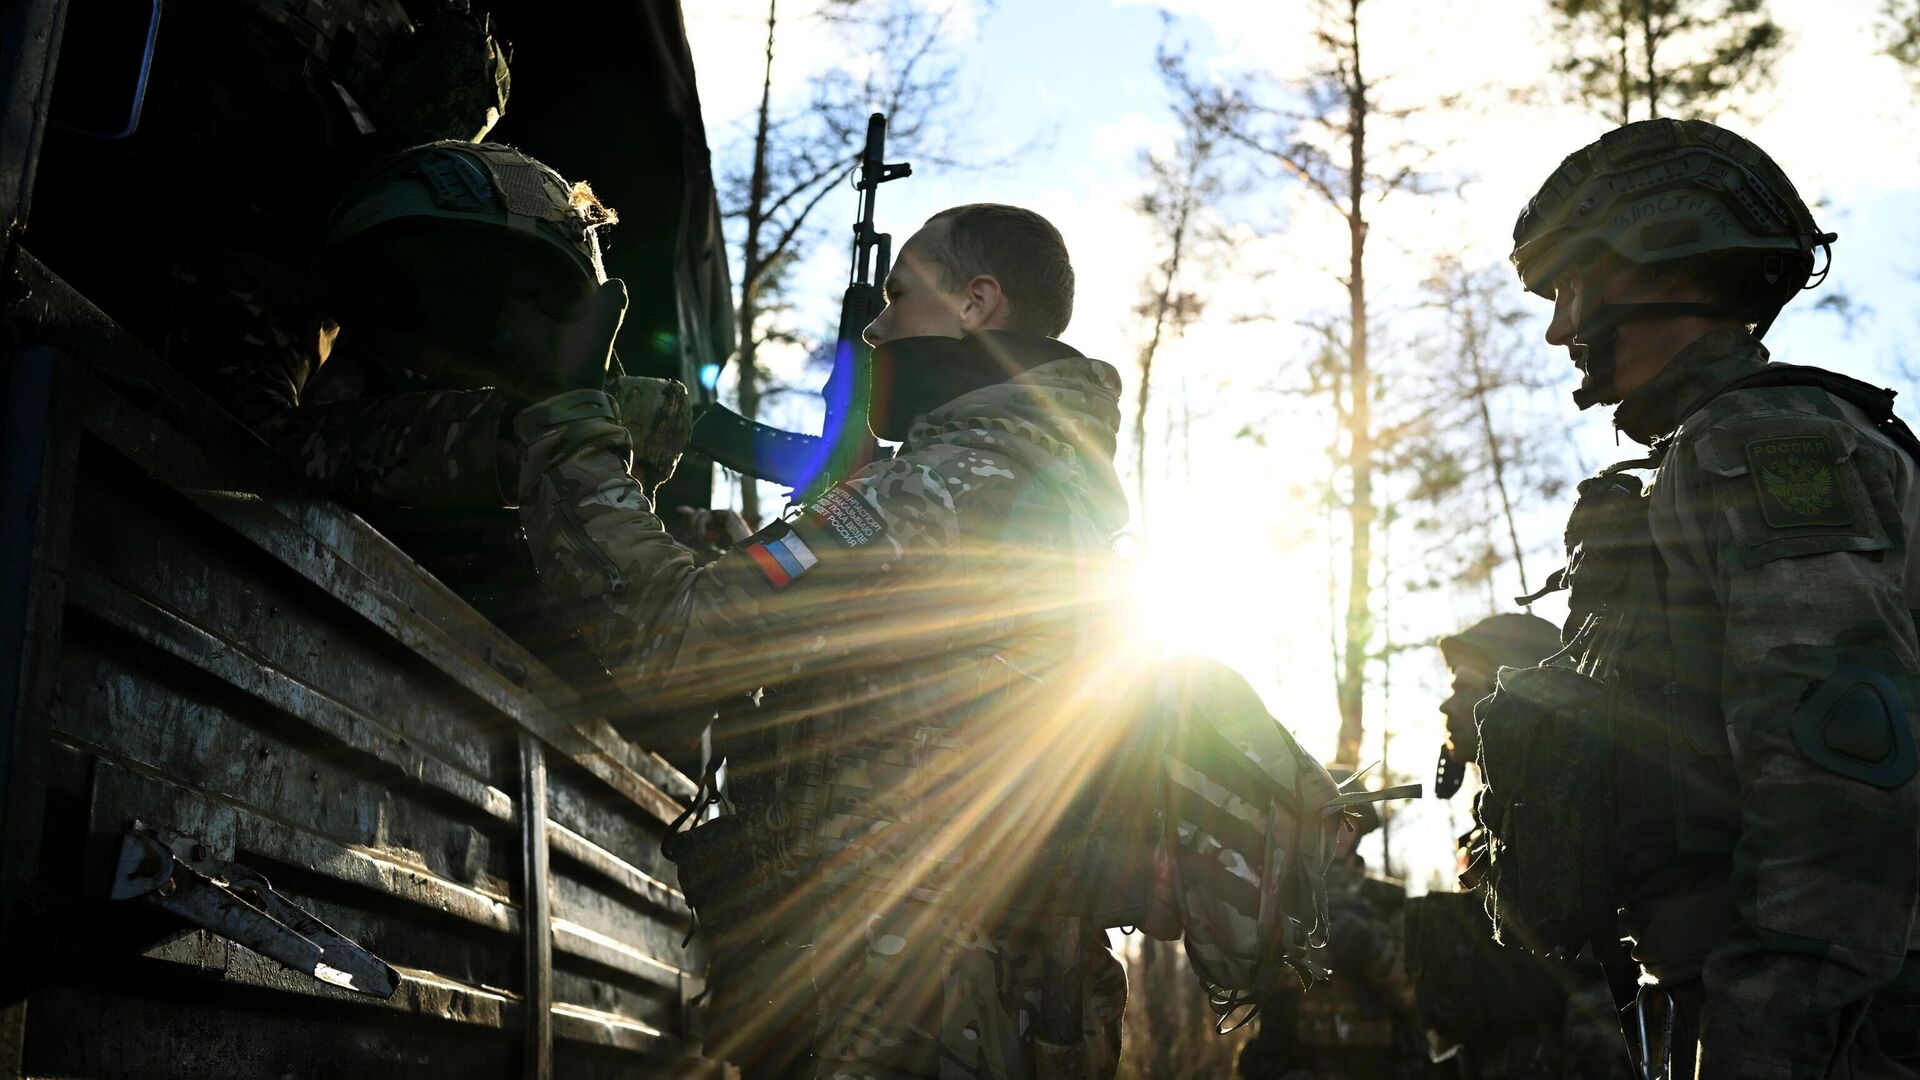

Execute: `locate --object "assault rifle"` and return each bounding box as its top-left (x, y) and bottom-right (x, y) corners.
top-left (688, 113), bottom-right (912, 502)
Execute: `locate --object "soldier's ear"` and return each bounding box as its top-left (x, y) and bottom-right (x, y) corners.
top-left (960, 273), bottom-right (1009, 333)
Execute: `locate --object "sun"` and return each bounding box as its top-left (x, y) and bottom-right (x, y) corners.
top-left (1118, 526), bottom-right (1341, 759)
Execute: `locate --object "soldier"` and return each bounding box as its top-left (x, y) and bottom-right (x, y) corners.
top-left (273, 141), bottom-right (684, 657)
top-left (1434, 614), bottom-right (1564, 800)
top-left (30, 0), bottom-right (509, 432)
top-left (1483, 118), bottom-right (1920, 1077)
top-left (1238, 767), bottom-right (1425, 1080)
top-left (1414, 614), bottom-right (1632, 1080)
top-left (502, 203), bottom-right (1133, 1078)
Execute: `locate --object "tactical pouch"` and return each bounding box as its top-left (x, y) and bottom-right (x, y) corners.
top-left (661, 762), bottom-right (784, 943)
top-left (1474, 663), bottom-right (1618, 954)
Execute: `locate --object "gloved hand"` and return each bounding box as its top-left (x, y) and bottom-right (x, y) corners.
top-left (495, 278), bottom-right (629, 403)
top-left (610, 375), bottom-right (692, 490)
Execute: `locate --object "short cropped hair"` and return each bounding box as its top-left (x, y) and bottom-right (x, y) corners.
top-left (924, 203), bottom-right (1074, 337)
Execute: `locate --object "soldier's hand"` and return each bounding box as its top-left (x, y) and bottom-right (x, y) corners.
top-left (610, 375), bottom-right (692, 491)
top-left (498, 278), bottom-right (629, 402)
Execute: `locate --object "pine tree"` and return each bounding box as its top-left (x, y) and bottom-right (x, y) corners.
top-left (1549, 0), bottom-right (1785, 123)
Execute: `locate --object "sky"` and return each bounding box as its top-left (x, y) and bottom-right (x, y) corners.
top-left (681, 0), bottom-right (1920, 892)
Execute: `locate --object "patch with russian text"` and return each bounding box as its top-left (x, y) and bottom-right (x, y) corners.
top-left (800, 484), bottom-right (887, 550)
top-left (744, 525), bottom-right (819, 590)
top-left (1744, 433), bottom-right (1853, 529)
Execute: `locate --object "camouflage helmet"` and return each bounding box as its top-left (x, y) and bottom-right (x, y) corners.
top-left (1510, 118), bottom-right (1834, 333)
top-left (325, 141), bottom-right (614, 282)
top-left (1437, 613), bottom-right (1562, 672)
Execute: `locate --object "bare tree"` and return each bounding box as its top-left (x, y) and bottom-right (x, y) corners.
top-left (722, 0), bottom-right (969, 522)
top-left (1550, 0), bottom-right (1785, 124)
top-left (1129, 58), bottom-right (1232, 520)
top-left (1376, 254), bottom-right (1573, 626)
top-left (1423, 256), bottom-right (1554, 604)
top-left (1166, 0), bottom-right (1448, 766)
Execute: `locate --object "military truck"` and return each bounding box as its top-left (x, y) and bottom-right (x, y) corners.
top-left (0, 1), bottom-right (734, 1075)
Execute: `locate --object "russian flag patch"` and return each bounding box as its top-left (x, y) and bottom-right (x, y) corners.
top-left (744, 529), bottom-right (819, 590)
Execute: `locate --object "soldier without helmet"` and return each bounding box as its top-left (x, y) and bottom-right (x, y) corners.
top-left (498, 204), bottom-right (1134, 1079)
top-left (1480, 118), bottom-right (1920, 1078)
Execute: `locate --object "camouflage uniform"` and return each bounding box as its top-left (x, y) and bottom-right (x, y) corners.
top-left (1482, 118), bottom-right (1920, 1079)
top-left (1239, 856), bottom-right (1423, 1080)
top-left (1580, 328), bottom-right (1920, 1077)
top-left (259, 141), bottom-right (663, 648)
top-left (511, 342), bottom-right (1133, 1079)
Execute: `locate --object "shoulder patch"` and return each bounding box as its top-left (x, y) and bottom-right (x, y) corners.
top-left (1687, 418), bottom-right (1893, 570)
top-left (806, 484), bottom-right (887, 550)
top-left (1745, 434), bottom-right (1853, 528)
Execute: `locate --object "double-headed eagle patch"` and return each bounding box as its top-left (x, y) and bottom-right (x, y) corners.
top-left (1744, 434), bottom-right (1854, 528)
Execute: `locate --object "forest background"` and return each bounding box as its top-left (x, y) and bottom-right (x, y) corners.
top-left (680, 1), bottom-right (1920, 1073)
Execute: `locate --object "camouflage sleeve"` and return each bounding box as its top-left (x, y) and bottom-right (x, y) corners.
top-left (510, 389), bottom-right (1024, 713)
top-left (1663, 406), bottom-right (1920, 1077)
top-left (271, 388), bottom-right (517, 508)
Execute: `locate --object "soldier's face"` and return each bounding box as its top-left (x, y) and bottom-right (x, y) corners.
top-left (865, 227), bottom-right (971, 346)
top-left (1543, 273), bottom-right (1586, 356)
top-left (337, 227), bottom-right (597, 382)
top-left (1439, 654), bottom-right (1497, 748)
top-left (1543, 259), bottom-right (1719, 398)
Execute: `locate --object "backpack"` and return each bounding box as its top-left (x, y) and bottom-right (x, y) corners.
top-left (1135, 657), bottom-right (1413, 1028)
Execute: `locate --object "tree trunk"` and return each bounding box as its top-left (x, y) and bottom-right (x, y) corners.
top-left (734, 0), bottom-right (779, 525)
top-left (1464, 294), bottom-right (1531, 601)
top-left (1616, 0), bottom-right (1633, 124)
top-left (1132, 187), bottom-right (1194, 523)
top-left (1641, 0), bottom-right (1661, 118)
top-left (1335, 0), bottom-right (1373, 769)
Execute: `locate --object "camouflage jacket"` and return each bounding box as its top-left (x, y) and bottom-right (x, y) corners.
top-left (1598, 328), bottom-right (1920, 1078)
top-left (270, 347), bottom-right (519, 507)
top-left (273, 348), bottom-right (671, 509)
top-left (513, 351), bottom-right (1134, 1078)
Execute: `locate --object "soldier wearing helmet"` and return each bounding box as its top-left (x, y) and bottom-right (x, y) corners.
top-left (272, 141), bottom-right (687, 636)
top-left (1238, 767), bottom-right (1425, 1080)
top-left (1434, 613), bottom-right (1564, 799)
top-left (1484, 118), bottom-right (1920, 1077)
top-left (1413, 614), bottom-right (1634, 1080)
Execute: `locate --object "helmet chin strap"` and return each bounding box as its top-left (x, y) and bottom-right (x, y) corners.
top-left (1569, 302), bottom-right (1743, 410)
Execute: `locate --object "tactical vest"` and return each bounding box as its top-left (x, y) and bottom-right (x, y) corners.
top-left (1476, 365), bottom-right (1920, 954)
